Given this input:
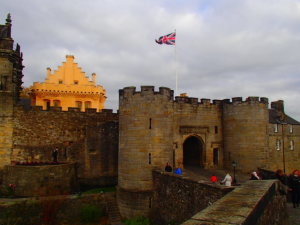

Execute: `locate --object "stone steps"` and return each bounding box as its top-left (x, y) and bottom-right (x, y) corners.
top-left (105, 193), bottom-right (124, 225)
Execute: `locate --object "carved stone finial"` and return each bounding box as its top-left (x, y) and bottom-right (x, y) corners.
top-left (6, 13), bottom-right (11, 24)
top-left (16, 43), bottom-right (20, 53)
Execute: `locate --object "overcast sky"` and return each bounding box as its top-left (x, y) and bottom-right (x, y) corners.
top-left (1, 0), bottom-right (300, 119)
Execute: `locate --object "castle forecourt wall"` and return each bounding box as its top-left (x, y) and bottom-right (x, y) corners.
top-left (2, 162), bottom-right (77, 196)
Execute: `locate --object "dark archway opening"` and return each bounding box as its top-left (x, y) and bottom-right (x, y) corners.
top-left (183, 136), bottom-right (204, 167)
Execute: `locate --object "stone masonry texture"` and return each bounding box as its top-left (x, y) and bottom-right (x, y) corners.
top-left (181, 180), bottom-right (287, 225)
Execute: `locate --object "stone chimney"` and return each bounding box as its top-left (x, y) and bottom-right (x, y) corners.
top-left (271, 100), bottom-right (284, 113)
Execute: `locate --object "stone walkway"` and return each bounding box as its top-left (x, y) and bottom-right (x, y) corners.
top-left (182, 166), bottom-right (300, 225)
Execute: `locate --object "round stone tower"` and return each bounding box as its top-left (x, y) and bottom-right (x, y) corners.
top-left (118, 86), bottom-right (174, 218)
top-left (222, 97), bottom-right (269, 173)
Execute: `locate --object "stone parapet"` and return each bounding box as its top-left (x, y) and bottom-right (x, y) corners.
top-left (181, 180), bottom-right (287, 225)
top-left (150, 170), bottom-right (233, 225)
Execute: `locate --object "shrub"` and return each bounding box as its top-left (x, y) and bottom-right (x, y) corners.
top-left (123, 216), bottom-right (150, 225)
top-left (80, 204), bottom-right (103, 224)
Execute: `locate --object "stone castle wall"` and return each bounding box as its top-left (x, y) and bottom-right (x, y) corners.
top-left (118, 86), bottom-right (174, 191)
top-left (173, 97), bottom-right (223, 168)
top-left (181, 180), bottom-right (287, 225)
top-left (0, 57), bottom-right (16, 169)
top-left (268, 123), bottom-right (300, 173)
top-left (150, 170), bottom-right (233, 225)
top-left (2, 163), bottom-right (77, 196)
top-left (222, 97), bottom-right (269, 172)
top-left (12, 106), bottom-right (118, 185)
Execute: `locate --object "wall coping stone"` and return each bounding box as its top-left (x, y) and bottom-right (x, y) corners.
top-left (181, 180), bottom-right (282, 225)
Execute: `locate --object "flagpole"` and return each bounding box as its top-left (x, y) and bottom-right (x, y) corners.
top-left (175, 29), bottom-right (178, 96)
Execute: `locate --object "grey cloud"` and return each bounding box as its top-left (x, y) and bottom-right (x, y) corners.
top-left (1, 0), bottom-right (299, 119)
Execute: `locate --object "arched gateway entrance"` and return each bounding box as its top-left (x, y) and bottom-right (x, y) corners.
top-left (183, 136), bottom-right (204, 167)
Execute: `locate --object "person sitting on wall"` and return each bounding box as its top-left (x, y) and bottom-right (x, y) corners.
top-left (210, 174), bottom-right (218, 183)
top-left (220, 173), bottom-right (232, 187)
top-left (250, 171), bottom-right (261, 180)
top-left (165, 162), bottom-right (172, 172)
top-left (52, 147), bottom-right (59, 162)
top-left (174, 163), bottom-right (182, 175)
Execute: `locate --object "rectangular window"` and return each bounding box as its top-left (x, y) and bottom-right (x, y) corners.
top-left (74, 80), bottom-right (78, 85)
top-left (290, 140), bottom-right (294, 151)
top-left (85, 101), bottom-right (91, 109)
top-left (58, 80), bottom-right (63, 84)
top-left (215, 126), bottom-right (218, 134)
top-left (53, 100), bottom-right (60, 107)
top-left (274, 124), bottom-right (278, 133)
top-left (289, 125), bottom-right (293, 134)
top-left (0, 75), bottom-right (8, 90)
top-left (149, 118), bottom-right (152, 129)
top-left (276, 139), bottom-right (281, 151)
top-left (75, 101), bottom-right (82, 109)
top-left (148, 153), bottom-right (151, 164)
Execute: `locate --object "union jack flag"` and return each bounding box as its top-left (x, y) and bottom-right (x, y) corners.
top-left (155, 32), bottom-right (176, 45)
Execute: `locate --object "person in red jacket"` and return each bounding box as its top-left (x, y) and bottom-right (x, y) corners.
top-left (211, 174), bottom-right (218, 183)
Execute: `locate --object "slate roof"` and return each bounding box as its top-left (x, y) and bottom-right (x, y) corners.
top-left (269, 109), bottom-right (300, 125)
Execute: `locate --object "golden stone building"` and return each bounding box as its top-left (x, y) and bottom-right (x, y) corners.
top-left (30, 55), bottom-right (106, 112)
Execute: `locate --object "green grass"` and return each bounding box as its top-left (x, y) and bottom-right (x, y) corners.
top-left (80, 204), bottom-right (104, 224)
top-left (82, 186), bottom-right (116, 194)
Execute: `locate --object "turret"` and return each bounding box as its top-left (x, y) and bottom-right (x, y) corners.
top-left (0, 14), bottom-right (24, 168)
top-left (118, 86), bottom-right (174, 218)
top-left (222, 97), bottom-right (269, 172)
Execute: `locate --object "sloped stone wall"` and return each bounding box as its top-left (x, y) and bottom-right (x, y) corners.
top-left (181, 180), bottom-right (287, 225)
top-left (150, 170), bottom-right (233, 225)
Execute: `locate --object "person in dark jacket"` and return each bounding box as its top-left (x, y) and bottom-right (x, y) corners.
top-left (288, 170), bottom-right (300, 208)
top-left (164, 162), bottom-right (172, 172)
top-left (275, 169), bottom-right (289, 195)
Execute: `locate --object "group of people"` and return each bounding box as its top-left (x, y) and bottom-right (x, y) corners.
top-left (164, 162), bottom-right (182, 175)
top-left (276, 169), bottom-right (300, 208)
top-left (210, 173), bottom-right (234, 186)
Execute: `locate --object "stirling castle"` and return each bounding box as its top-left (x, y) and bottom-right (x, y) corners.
top-left (0, 14), bottom-right (300, 215)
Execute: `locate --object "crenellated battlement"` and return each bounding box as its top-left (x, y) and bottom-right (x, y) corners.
top-left (222, 96), bottom-right (269, 105)
top-left (18, 105), bottom-right (118, 115)
top-left (119, 86), bottom-right (174, 100)
top-left (119, 86), bottom-right (270, 109)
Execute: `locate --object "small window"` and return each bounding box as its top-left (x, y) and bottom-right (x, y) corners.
top-left (148, 153), bottom-right (151, 164)
top-left (215, 126), bottom-right (218, 134)
top-left (276, 139), bottom-right (281, 151)
top-left (289, 125), bottom-right (293, 134)
top-left (44, 99), bottom-right (50, 110)
top-left (53, 100), bottom-right (60, 107)
top-left (85, 101), bottom-right (91, 109)
top-left (75, 101), bottom-right (82, 109)
top-left (274, 124), bottom-right (278, 133)
top-left (290, 140), bottom-right (294, 151)
top-left (58, 80), bottom-right (63, 84)
top-left (149, 118), bottom-right (152, 129)
top-left (74, 80), bottom-right (78, 85)
top-left (0, 75), bottom-right (8, 90)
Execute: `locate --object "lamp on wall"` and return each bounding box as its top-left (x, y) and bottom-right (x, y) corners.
top-left (232, 160), bottom-right (237, 185)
